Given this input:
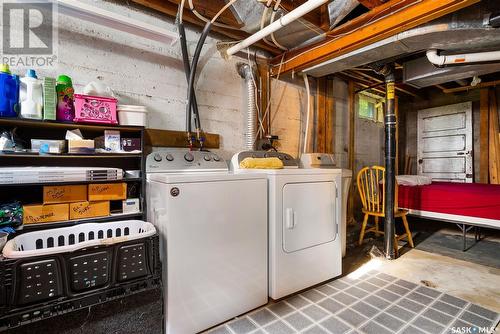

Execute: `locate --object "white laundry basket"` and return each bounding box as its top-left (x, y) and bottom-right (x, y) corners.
top-left (2, 220), bottom-right (156, 259)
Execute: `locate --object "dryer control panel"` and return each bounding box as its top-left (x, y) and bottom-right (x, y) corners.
top-left (232, 151), bottom-right (299, 169)
top-left (146, 149), bottom-right (227, 173)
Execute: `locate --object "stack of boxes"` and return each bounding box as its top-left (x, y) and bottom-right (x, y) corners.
top-left (23, 183), bottom-right (127, 224)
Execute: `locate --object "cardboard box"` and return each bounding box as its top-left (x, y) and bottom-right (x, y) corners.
top-left (88, 183), bottom-right (127, 201)
top-left (23, 203), bottom-right (69, 224)
top-left (43, 185), bottom-right (88, 204)
top-left (68, 139), bottom-right (95, 154)
top-left (69, 201), bottom-right (110, 220)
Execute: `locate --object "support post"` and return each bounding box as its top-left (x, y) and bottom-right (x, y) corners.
top-left (348, 80), bottom-right (356, 225)
top-left (383, 64), bottom-right (396, 259)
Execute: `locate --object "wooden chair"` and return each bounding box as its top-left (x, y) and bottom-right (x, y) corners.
top-left (356, 166), bottom-right (414, 253)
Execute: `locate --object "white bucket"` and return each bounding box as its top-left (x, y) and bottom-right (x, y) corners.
top-left (117, 105), bottom-right (148, 127)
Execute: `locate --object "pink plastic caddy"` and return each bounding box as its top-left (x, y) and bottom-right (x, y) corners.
top-left (73, 94), bottom-right (118, 124)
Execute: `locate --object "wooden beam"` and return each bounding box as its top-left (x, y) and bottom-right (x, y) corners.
top-left (131, 0), bottom-right (280, 54)
top-left (442, 80), bottom-right (500, 94)
top-left (269, 0), bottom-right (479, 75)
top-left (316, 77), bottom-right (327, 153)
top-left (479, 89), bottom-right (489, 183)
top-left (145, 129), bottom-right (220, 149)
top-left (167, 0), bottom-right (242, 27)
top-left (359, 0), bottom-right (389, 9)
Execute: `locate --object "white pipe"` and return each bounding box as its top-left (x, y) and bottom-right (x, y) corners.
top-left (57, 0), bottom-right (178, 45)
top-left (303, 73), bottom-right (311, 154)
top-left (427, 49), bottom-right (500, 66)
top-left (226, 0), bottom-right (328, 57)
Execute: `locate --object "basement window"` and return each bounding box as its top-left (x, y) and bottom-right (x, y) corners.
top-left (358, 94), bottom-right (384, 122)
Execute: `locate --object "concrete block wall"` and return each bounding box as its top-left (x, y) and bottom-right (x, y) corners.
top-left (2, 0), bottom-right (349, 162)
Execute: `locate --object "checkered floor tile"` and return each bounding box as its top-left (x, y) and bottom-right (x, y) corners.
top-left (205, 270), bottom-right (500, 334)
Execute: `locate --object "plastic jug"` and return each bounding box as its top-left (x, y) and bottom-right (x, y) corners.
top-left (19, 69), bottom-right (43, 120)
top-left (56, 75), bottom-right (75, 122)
top-left (0, 64), bottom-right (19, 118)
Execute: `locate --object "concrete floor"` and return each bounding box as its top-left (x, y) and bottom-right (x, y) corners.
top-left (343, 223), bottom-right (500, 314)
top-left (353, 249), bottom-right (500, 313)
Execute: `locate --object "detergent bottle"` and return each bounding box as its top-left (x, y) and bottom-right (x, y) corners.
top-left (56, 75), bottom-right (75, 122)
top-left (19, 69), bottom-right (43, 119)
top-left (0, 64), bottom-right (20, 117)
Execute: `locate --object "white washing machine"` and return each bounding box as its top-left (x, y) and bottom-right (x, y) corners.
top-left (300, 153), bottom-right (352, 257)
top-left (231, 151), bottom-right (343, 300)
top-left (147, 149), bottom-right (268, 334)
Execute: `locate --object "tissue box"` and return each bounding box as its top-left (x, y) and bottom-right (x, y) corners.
top-left (69, 201), bottom-right (110, 220)
top-left (73, 94), bottom-right (118, 125)
top-left (23, 203), bottom-right (69, 224)
top-left (31, 139), bottom-right (66, 154)
top-left (43, 185), bottom-right (87, 204)
top-left (68, 139), bottom-right (95, 154)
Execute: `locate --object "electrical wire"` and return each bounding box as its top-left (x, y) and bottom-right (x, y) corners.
top-left (188, 0), bottom-right (241, 30)
top-left (211, 0), bottom-right (237, 23)
top-left (260, 6), bottom-right (278, 48)
top-left (269, 0), bottom-right (288, 51)
top-left (253, 53), bottom-right (286, 146)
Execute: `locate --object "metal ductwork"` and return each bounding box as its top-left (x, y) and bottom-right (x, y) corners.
top-left (228, 0), bottom-right (359, 51)
top-left (403, 55), bottom-right (500, 88)
top-left (238, 64), bottom-right (257, 150)
top-left (303, 1), bottom-right (500, 78)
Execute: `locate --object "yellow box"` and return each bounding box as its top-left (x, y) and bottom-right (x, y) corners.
top-left (69, 201), bottom-right (110, 220)
top-left (23, 204), bottom-right (69, 224)
top-left (43, 185), bottom-right (88, 204)
top-left (88, 183), bottom-right (127, 201)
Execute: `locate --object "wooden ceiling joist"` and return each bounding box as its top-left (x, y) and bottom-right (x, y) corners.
top-left (269, 0), bottom-right (480, 76)
top-left (132, 0), bottom-right (281, 54)
top-left (358, 0), bottom-right (388, 9)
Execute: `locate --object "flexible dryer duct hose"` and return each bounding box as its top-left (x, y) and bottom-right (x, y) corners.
top-left (238, 64), bottom-right (257, 150)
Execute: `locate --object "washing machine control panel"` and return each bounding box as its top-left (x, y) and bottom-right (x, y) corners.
top-left (146, 149), bottom-right (227, 172)
top-left (233, 151), bottom-right (299, 168)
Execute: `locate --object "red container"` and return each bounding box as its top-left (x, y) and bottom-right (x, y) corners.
top-left (73, 94), bottom-right (118, 124)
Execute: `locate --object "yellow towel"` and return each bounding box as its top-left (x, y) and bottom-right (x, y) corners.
top-left (239, 157), bottom-right (284, 169)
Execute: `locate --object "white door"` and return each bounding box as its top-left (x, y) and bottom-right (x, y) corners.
top-left (417, 102), bottom-right (473, 182)
top-left (282, 181), bottom-right (337, 253)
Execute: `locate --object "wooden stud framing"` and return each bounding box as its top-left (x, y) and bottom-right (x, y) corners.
top-left (489, 89), bottom-right (500, 184)
top-left (325, 78), bottom-right (335, 154)
top-left (316, 77), bottom-right (327, 153)
top-left (479, 89), bottom-right (489, 183)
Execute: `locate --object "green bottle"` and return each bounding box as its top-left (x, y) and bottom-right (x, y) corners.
top-left (56, 75), bottom-right (75, 122)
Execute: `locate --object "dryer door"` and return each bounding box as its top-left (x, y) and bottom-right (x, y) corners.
top-left (282, 181), bottom-right (337, 253)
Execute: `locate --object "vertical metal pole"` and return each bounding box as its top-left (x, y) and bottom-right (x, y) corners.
top-left (383, 64), bottom-right (396, 259)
